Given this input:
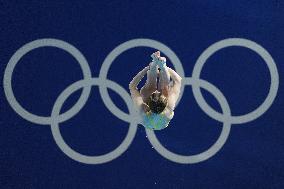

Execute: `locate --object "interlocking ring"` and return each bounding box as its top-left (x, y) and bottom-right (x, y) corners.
top-left (146, 77), bottom-right (231, 164)
top-left (3, 39), bottom-right (92, 125)
top-left (192, 38), bottom-right (279, 124)
top-left (3, 38), bottom-right (279, 164)
top-left (98, 39), bottom-right (185, 123)
top-left (51, 78), bottom-right (138, 164)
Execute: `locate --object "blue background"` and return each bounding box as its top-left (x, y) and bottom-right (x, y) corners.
top-left (1, 1), bottom-right (283, 188)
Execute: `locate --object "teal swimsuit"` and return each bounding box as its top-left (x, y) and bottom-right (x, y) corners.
top-left (142, 111), bottom-right (174, 130)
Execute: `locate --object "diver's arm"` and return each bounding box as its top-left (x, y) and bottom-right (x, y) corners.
top-left (129, 66), bottom-right (149, 110)
top-left (129, 66), bottom-right (149, 90)
top-left (167, 90), bottom-right (180, 111)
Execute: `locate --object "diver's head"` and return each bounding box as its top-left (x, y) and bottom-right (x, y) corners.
top-left (148, 90), bottom-right (168, 114)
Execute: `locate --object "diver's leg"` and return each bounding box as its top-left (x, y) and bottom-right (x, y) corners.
top-left (158, 65), bottom-right (171, 92)
top-left (146, 62), bottom-right (158, 88)
top-left (140, 62), bottom-right (158, 97)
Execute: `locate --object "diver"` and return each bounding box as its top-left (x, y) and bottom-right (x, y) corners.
top-left (129, 51), bottom-right (182, 130)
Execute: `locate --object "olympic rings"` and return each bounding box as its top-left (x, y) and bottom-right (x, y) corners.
top-left (3, 38), bottom-right (279, 164)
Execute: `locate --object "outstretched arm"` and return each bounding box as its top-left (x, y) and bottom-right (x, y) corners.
top-left (129, 66), bottom-right (149, 90)
top-left (129, 66), bottom-right (150, 110)
top-left (168, 67), bottom-right (182, 86)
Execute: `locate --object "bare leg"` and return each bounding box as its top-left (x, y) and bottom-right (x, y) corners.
top-left (140, 62), bottom-right (158, 100)
top-left (158, 66), bottom-right (171, 94)
top-left (146, 62), bottom-right (158, 88)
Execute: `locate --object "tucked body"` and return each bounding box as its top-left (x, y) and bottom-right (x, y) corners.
top-left (129, 51), bottom-right (182, 130)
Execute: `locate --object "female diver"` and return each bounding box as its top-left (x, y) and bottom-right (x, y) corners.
top-left (129, 51), bottom-right (182, 130)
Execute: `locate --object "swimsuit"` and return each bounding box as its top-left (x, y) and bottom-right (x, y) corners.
top-left (141, 110), bottom-right (174, 130)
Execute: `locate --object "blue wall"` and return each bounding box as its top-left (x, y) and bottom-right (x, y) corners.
top-left (1, 1), bottom-right (283, 188)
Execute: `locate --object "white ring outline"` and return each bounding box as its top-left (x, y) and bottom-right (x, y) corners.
top-left (3, 39), bottom-right (92, 125)
top-left (146, 77), bottom-right (231, 164)
top-left (192, 38), bottom-right (279, 124)
top-left (98, 38), bottom-right (185, 124)
top-left (50, 78), bottom-right (138, 164)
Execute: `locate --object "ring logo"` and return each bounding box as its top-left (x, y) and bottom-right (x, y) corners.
top-left (3, 38), bottom-right (279, 164)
